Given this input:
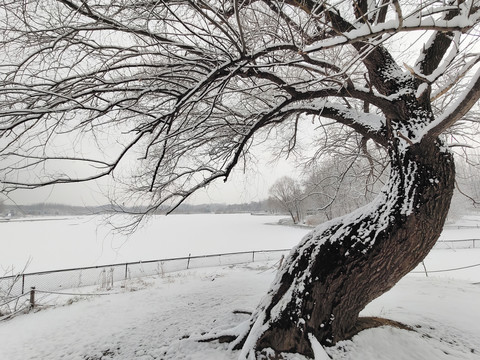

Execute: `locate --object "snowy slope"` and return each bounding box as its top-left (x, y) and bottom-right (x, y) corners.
top-left (0, 261), bottom-right (479, 360)
top-left (1, 214), bottom-right (480, 359)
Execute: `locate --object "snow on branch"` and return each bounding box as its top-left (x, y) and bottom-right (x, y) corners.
top-left (0, 0), bottom-right (479, 213)
top-left (279, 100), bottom-right (386, 142)
top-left (421, 67), bottom-right (480, 140)
top-left (305, 3), bottom-right (480, 54)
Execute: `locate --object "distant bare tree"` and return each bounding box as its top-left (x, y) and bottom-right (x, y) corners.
top-left (269, 176), bottom-right (305, 224)
top-left (450, 151), bottom-right (480, 214)
top-left (1, 0), bottom-right (480, 358)
top-left (0, 259), bottom-right (32, 319)
top-left (303, 138), bottom-right (388, 222)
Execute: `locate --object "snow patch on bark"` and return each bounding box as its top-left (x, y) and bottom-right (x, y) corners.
top-left (414, 67), bottom-right (480, 142)
top-left (237, 144), bottom-right (439, 358)
top-left (308, 333), bottom-right (331, 360)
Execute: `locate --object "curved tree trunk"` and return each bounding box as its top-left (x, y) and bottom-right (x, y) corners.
top-left (236, 138), bottom-right (455, 359)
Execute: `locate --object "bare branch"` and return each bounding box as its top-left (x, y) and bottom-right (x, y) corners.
top-left (0, 0), bottom-right (479, 213)
top-left (426, 69), bottom-right (480, 139)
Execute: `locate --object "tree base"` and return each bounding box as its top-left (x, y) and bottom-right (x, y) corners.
top-left (346, 316), bottom-right (413, 340)
top-left (200, 315), bottom-right (413, 357)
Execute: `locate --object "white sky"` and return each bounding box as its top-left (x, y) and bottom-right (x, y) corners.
top-left (1, 146), bottom-right (301, 207)
top-left (2, 28), bottom-right (475, 208)
top-left (1, 109), bottom-right (316, 208)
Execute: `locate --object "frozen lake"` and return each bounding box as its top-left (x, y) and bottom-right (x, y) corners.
top-left (1, 213), bottom-right (479, 283)
top-left (1, 216), bottom-right (480, 360)
top-left (1, 214), bottom-right (311, 273)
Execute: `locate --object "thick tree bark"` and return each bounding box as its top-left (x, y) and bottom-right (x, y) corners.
top-left (236, 138), bottom-right (455, 359)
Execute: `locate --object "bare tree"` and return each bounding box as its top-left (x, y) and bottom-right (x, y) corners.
top-left (449, 149), bottom-right (480, 216)
top-left (1, 0), bottom-right (480, 358)
top-left (303, 137), bottom-right (388, 222)
top-left (269, 176), bottom-right (305, 224)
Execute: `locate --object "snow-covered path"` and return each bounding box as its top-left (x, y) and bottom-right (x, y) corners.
top-left (0, 261), bottom-right (479, 360)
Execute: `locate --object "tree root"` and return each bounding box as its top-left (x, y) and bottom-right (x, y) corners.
top-left (198, 334), bottom-right (238, 343)
top-left (345, 316), bottom-right (413, 340)
top-left (197, 316), bottom-right (413, 356)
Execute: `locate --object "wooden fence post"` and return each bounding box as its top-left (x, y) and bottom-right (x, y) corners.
top-left (421, 261), bottom-right (429, 277)
top-left (29, 287), bottom-right (36, 309)
top-left (109, 268), bottom-right (114, 289)
top-left (187, 253), bottom-right (191, 269)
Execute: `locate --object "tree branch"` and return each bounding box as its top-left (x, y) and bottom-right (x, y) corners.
top-left (426, 69), bottom-right (480, 139)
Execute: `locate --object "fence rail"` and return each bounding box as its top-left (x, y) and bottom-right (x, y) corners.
top-left (1, 239), bottom-right (479, 320)
top-left (435, 238), bottom-right (479, 249)
top-left (1, 238), bottom-right (478, 299)
top-left (0, 249), bottom-right (290, 300)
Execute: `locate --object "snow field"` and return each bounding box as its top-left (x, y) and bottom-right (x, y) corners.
top-left (1, 213), bottom-right (480, 359)
top-left (1, 213), bottom-right (479, 282)
top-left (0, 262), bottom-right (277, 360)
top-left (0, 261), bottom-right (479, 360)
top-left (0, 214), bottom-right (310, 273)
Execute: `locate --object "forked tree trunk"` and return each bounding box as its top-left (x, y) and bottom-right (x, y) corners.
top-left (236, 138), bottom-right (455, 359)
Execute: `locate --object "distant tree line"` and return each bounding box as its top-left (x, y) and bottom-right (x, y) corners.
top-left (268, 152), bottom-right (480, 225)
top-left (3, 151), bottom-right (480, 221)
top-left (0, 203), bottom-right (120, 217)
top-left (172, 201), bottom-right (274, 214)
top-left (0, 200), bottom-right (278, 218)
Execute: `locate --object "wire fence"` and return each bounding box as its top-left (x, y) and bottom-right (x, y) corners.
top-left (1, 239), bottom-right (479, 321)
top-left (444, 224), bottom-right (480, 229)
top-left (0, 249), bottom-right (289, 319)
top-left (434, 238), bottom-right (479, 249)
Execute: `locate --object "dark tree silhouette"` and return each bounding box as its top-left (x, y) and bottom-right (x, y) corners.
top-left (1, 0), bottom-right (480, 358)
top-left (269, 176), bottom-right (305, 224)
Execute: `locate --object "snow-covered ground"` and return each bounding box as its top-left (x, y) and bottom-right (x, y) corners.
top-left (0, 213), bottom-right (479, 359)
top-left (0, 261), bottom-right (478, 360)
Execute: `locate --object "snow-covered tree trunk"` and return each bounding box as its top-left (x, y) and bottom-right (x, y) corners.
top-left (235, 137), bottom-right (455, 358)
top-left (0, 1), bottom-right (478, 358)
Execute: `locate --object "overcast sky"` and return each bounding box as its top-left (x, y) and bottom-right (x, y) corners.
top-left (2, 148), bottom-right (300, 207)
top-left (1, 113), bottom-right (316, 208)
top-left (0, 26), bottom-right (433, 208)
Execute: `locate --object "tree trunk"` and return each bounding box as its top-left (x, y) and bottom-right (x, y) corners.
top-left (236, 138), bottom-right (455, 359)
